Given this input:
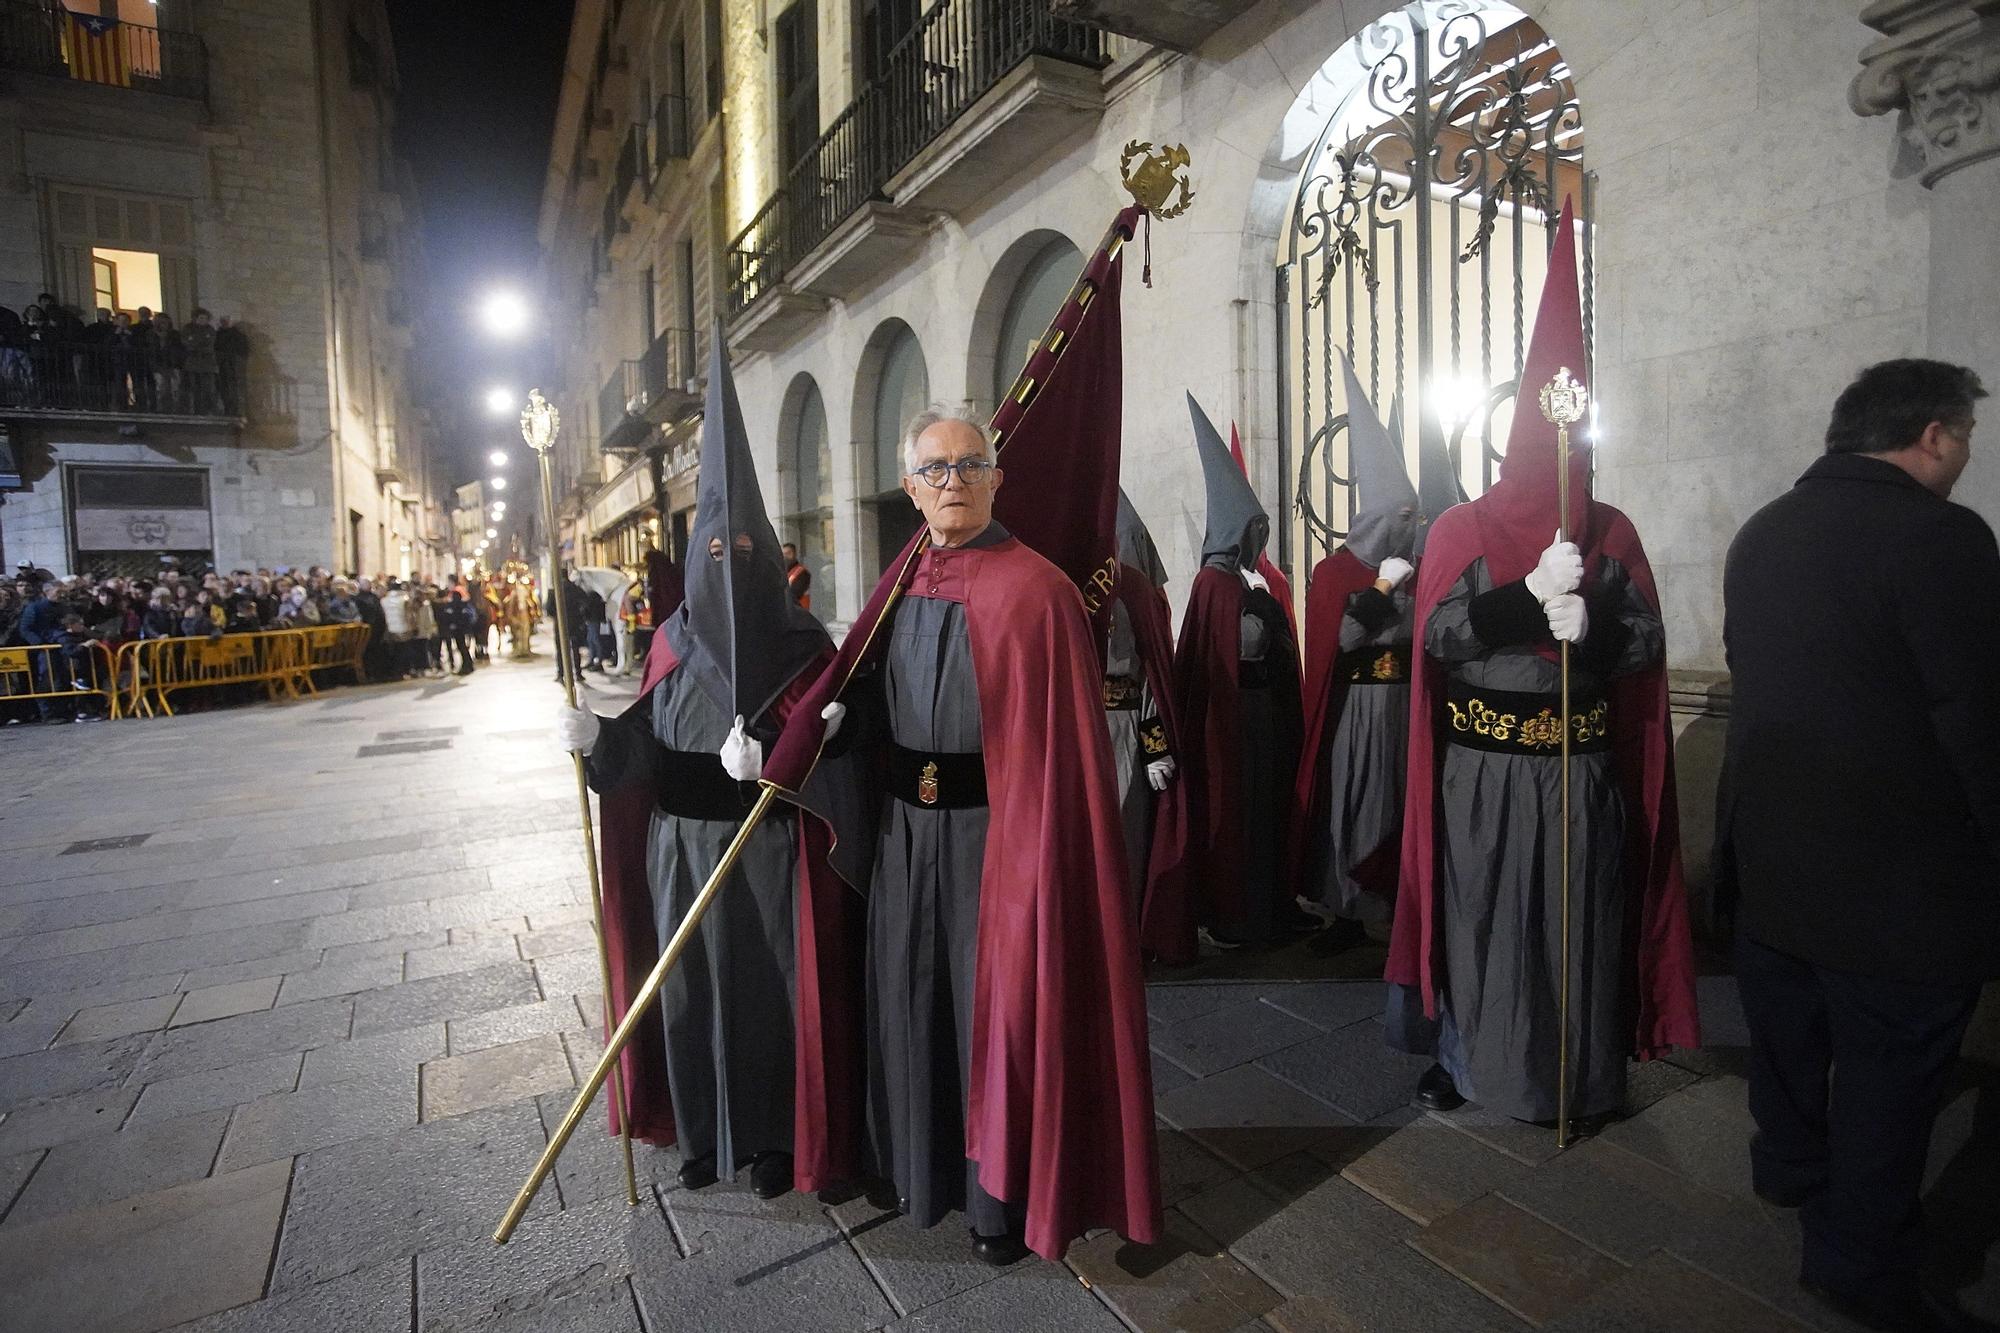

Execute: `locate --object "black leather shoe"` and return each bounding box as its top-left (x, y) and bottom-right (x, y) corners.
top-left (749, 1151), bottom-right (793, 1200)
top-left (969, 1228), bottom-right (1029, 1267)
top-left (1414, 1063), bottom-right (1466, 1111)
top-left (1799, 1279), bottom-right (1998, 1332)
top-left (676, 1156), bottom-right (717, 1190)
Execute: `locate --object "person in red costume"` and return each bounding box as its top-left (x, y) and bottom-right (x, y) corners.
top-left (1385, 204), bottom-right (1699, 1126)
top-left (1105, 489), bottom-right (1183, 916)
top-left (1292, 352), bottom-right (1421, 955)
top-left (1169, 392), bottom-right (1313, 953)
top-left (554, 333), bottom-right (860, 1202)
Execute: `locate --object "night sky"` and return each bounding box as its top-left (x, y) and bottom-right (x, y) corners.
top-left (386, 0), bottom-right (575, 487)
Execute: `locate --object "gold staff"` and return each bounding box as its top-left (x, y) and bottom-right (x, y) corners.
top-left (521, 390), bottom-right (638, 1207)
top-left (1538, 366), bottom-right (1588, 1151)
top-left (495, 149), bottom-right (1194, 1244)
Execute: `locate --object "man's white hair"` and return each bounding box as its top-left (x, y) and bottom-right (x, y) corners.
top-left (902, 405), bottom-right (992, 474)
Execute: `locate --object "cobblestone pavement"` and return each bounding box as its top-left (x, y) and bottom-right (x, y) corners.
top-left (0, 646), bottom-right (1993, 1332)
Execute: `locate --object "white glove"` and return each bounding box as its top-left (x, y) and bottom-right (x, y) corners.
top-left (555, 704), bottom-right (600, 756)
top-left (821, 701), bottom-right (846, 741)
top-left (719, 715), bottom-right (763, 782)
top-left (1241, 567), bottom-right (1271, 594)
top-left (1376, 557), bottom-right (1414, 589)
top-left (1524, 531), bottom-right (1583, 603)
top-left (1544, 592), bottom-right (1589, 643)
top-left (1146, 756), bottom-right (1177, 791)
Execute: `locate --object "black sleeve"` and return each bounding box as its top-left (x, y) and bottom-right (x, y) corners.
top-left (1899, 507), bottom-right (2000, 854)
top-left (1465, 578), bottom-right (1548, 648)
top-left (582, 697), bottom-right (660, 795)
top-left (1573, 588), bottom-right (1635, 676)
top-left (1346, 586), bottom-right (1399, 634)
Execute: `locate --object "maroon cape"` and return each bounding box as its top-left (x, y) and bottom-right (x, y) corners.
top-left (1147, 565), bottom-right (1305, 962)
top-left (1286, 548), bottom-right (1397, 894)
top-left (764, 534), bottom-right (1161, 1261)
top-left (1118, 562), bottom-right (1192, 937)
top-left (594, 631), bottom-right (862, 1192)
top-left (1384, 501), bottom-right (1701, 1058)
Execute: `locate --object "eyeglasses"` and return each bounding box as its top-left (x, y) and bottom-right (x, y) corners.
top-left (908, 458), bottom-right (996, 488)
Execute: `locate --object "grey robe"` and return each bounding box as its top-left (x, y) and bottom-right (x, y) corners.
top-left (1417, 555), bottom-right (1661, 1120)
top-left (590, 668), bottom-right (799, 1170)
top-left (864, 553), bottom-right (1022, 1236)
top-left (1309, 583), bottom-right (1415, 924)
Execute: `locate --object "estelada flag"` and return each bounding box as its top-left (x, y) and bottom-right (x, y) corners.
top-left (63, 13), bottom-right (130, 89)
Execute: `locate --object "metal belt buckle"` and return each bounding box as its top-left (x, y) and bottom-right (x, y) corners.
top-left (918, 760), bottom-right (940, 806)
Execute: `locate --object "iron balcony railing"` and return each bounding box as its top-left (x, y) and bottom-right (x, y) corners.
top-left (0, 338), bottom-right (247, 419)
top-left (651, 93), bottom-right (691, 170)
top-left (726, 0), bottom-right (1102, 316)
top-left (0, 1), bottom-right (208, 100)
top-left (598, 327), bottom-right (696, 453)
top-left (637, 326), bottom-right (696, 409)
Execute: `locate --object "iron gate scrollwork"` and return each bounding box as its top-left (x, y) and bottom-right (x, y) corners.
top-left (1277, 0), bottom-right (1593, 573)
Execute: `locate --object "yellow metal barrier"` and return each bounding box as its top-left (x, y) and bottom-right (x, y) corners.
top-left (114, 624), bottom-right (372, 719)
top-left (0, 640), bottom-right (119, 720)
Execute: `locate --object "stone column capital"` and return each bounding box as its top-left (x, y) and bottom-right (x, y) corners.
top-left (1852, 0), bottom-right (2000, 186)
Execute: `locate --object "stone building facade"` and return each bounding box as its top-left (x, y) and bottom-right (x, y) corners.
top-left (0, 0), bottom-right (448, 581)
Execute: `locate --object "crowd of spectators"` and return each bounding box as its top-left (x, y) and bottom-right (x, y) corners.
top-left (0, 293), bottom-right (250, 416)
top-left (1, 560), bottom-right (512, 724)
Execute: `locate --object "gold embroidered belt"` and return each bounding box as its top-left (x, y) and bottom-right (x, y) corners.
top-left (888, 743), bottom-right (987, 809)
top-left (1102, 674), bottom-right (1143, 710)
top-left (1444, 682), bottom-right (1611, 756)
top-left (1338, 643), bottom-right (1412, 685)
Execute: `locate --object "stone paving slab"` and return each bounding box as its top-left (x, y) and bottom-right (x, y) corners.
top-left (216, 1066), bottom-right (419, 1172)
top-left (1341, 1115), bottom-right (1537, 1225)
top-left (56, 992), bottom-right (182, 1045)
top-left (1537, 1251), bottom-right (1814, 1333)
top-left (0, 1148), bottom-right (43, 1218)
top-left (446, 995), bottom-right (583, 1055)
top-left (170, 975), bottom-right (281, 1027)
top-left (0, 1158), bottom-right (290, 1333)
top-left (6, 1106), bottom-right (228, 1225)
top-left (1068, 1207), bottom-right (1286, 1332)
top-left (1409, 1192), bottom-right (1630, 1325)
top-left (133, 996), bottom-right (353, 1084)
top-left (1154, 996), bottom-right (1326, 1079)
top-left (349, 961), bottom-right (540, 1036)
top-left (167, 1258), bottom-right (415, 1333)
top-left (421, 1032), bottom-right (574, 1121)
top-left (128, 1049), bottom-right (305, 1125)
top-left (876, 1265), bottom-right (1126, 1331)
top-left (0, 1031), bottom-right (152, 1111)
top-left (1158, 1064), bottom-right (1367, 1173)
top-left (416, 1193), bottom-right (671, 1332)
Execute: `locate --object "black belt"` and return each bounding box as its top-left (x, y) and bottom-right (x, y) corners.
top-left (1339, 643), bottom-right (1412, 685)
top-left (1444, 681), bottom-right (1611, 756)
top-left (654, 747), bottom-right (761, 821)
top-left (1102, 675), bottom-right (1142, 710)
top-left (888, 743), bottom-right (987, 809)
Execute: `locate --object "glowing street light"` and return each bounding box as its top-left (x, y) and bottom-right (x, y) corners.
top-left (484, 386), bottom-right (516, 415)
top-left (488, 450), bottom-right (509, 468)
top-left (486, 527), bottom-right (498, 538)
top-left (489, 477), bottom-right (507, 491)
top-left (480, 290), bottom-right (529, 338)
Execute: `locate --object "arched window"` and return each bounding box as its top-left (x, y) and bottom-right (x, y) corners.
top-left (992, 236), bottom-right (1082, 406)
top-left (863, 320), bottom-right (929, 571)
top-left (778, 374), bottom-right (836, 622)
top-left (1277, 1), bottom-right (1587, 571)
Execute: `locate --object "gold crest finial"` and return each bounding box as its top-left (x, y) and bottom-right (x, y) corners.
top-left (1537, 367), bottom-right (1588, 430)
top-left (1120, 141), bottom-right (1196, 219)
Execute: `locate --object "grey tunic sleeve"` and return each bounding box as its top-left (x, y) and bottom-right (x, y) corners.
top-left (1425, 565), bottom-right (1497, 665)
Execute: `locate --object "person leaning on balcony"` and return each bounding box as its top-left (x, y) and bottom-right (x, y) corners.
top-left (153, 312), bottom-right (185, 412)
top-left (130, 307), bottom-right (156, 411)
top-left (216, 316), bottom-right (248, 416)
top-left (183, 308), bottom-right (219, 413)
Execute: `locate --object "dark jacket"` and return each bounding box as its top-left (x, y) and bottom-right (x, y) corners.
top-left (17, 594), bottom-right (60, 644)
top-left (1718, 452), bottom-right (2000, 983)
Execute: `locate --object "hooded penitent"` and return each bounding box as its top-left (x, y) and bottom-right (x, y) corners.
top-left (1109, 489), bottom-right (1191, 924)
top-left (588, 330), bottom-right (858, 1194)
top-left (1227, 424), bottom-right (1299, 644)
top-left (1385, 202), bottom-right (1699, 1118)
top-left (758, 207), bottom-right (1159, 1262)
top-left (1289, 353), bottom-right (1422, 922)
top-left (1148, 393), bottom-right (1305, 959)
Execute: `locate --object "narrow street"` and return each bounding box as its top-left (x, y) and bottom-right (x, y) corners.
top-left (0, 647), bottom-right (1988, 1331)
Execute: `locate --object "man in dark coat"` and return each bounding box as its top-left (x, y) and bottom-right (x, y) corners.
top-left (1720, 356), bottom-right (1995, 1333)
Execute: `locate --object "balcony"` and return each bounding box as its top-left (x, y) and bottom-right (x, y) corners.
top-left (0, 340), bottom-right (247, 424)
top-left (597, 361), bottom-right (654, 457)
top-left (650, 93), bottom-right (690, 170)
top-left (1047, 0), bottom-right (1258, 51)
top-left (0, 1), bottom-right (209, 102)
top-left (598, 327), bottom-right (699, 455)
top-left (726, 0), bottom-right (1104, 330)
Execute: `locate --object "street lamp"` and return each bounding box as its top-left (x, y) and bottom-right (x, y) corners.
top-left (480, 290), bottom-right (529, 339)
top-left (486, 527), bottom-right (498, 538)
top-left (490, 477), bottom-right (507, 491)
top-left (489, 450), bottom-right (509, 468)
top-left (484, 385), bottom-right (517, 415)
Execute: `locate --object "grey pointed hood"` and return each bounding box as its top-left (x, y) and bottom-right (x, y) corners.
top-left (1337, 352), bottom-right (1419, 567)
top-left (666, 325), bottom-right (831, 720)
top-left (1116, 488), bottom-right (1168, 589)
top-left (1189, 392), bottom-right (1267, 569)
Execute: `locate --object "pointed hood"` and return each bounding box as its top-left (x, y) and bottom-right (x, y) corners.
top-left (667, 325), bottom-right (831, 720)
top-left (1115, 488), bottom-right (1168, 589)
top-left (1486, 200), bottom-right (1592, 550)
top-left (1190, 392), bottom-right (1267, 569)
top-left (1337, 352), bottom-right (1419, 567)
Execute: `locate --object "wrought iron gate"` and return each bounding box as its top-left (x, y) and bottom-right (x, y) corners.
top-left (1276, 0), bottom-right (1592, 573)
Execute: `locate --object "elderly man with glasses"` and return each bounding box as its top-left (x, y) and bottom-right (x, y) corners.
top-left (781, 406), bottom-right (1159, 1267)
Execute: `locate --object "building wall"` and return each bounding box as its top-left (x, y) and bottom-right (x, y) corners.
top-left (0, 0), bottom-right (445, 581)
top-left (715, 0), bottom-right (1933, 672)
